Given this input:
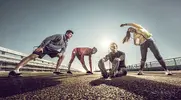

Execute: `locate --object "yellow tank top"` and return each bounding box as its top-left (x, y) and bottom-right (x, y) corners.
top-left (133, 28), bottom-right (152, 45)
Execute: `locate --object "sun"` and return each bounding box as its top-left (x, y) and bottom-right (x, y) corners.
top-left (100, 38), bottom-right (113, 49)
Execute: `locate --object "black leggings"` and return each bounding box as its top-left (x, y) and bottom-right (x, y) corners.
top-left (140, 39), bottom-right (162, 62)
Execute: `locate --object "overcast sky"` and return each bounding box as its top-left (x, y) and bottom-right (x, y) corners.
top-left (0, 0), bottom-right (181, 71)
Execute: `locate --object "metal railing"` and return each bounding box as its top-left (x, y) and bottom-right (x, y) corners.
top-left (127, 57), bottom-right (181, 71)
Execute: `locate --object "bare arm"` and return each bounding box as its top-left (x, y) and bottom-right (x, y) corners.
top-left (102, 54), bottom-right (110, 62)
top-left (133, 38), bottom-right (141, 46)
top-left (119, 54), bottom-right (125, 61)
top-left (80, 55), bottom-right (85, 66)
top-left (60, 42), bottom-right (67, 54)
top-left (120, 23), bottom-right (143, 29)
top-left (133, 38), bottom-right (137, 45)
top-left (89, 55), bottom-right (92, 72)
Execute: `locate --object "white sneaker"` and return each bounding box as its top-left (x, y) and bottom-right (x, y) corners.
top-left (165, 71), bottom-right (172, 75)
top-left (137, 71), bottom-right (144, 75)
top-left (14, 70), bottom-right (20, 73)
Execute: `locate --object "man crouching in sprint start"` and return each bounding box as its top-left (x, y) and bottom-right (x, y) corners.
top-left (98, 42), bottom-right (127, 78)
top-left (67, 47), bottom-right (97, 74)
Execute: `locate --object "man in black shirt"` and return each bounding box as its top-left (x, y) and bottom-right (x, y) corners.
top-left (98, 42), bottom-right (127, 78)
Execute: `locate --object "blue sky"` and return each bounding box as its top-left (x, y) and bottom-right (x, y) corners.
top-left (0, 0), bottom-right (181, 71)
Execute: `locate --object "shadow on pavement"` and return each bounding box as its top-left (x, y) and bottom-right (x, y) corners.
top-left (89, 76), bottom-right (181, 100)
top-left (0, 73), bottom-right (90, 98)
top-left (0, 76), bottom-right (61, 98)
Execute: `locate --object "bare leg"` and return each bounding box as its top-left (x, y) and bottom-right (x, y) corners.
top-left (55, 55), bottom-right (65, 72)
top-left (77, 55), bottom-right (89, 72)
top-left (15, 54), bottom-right (39, 71)
top-left (67, 52), bottom-right (76, 71)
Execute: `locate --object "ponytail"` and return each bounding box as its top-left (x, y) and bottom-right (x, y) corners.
top-left (122, 31), bottom-right (131, 44)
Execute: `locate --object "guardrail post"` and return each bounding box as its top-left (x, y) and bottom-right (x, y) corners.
top-left (135, 64), bottom-right (137, 69)
top-left (21, 56), bottom-right (24, 59)
top-left (0, 61), bottom-right (2, 71)
top-left (127, 65), bottom-right (129, 69)
top-left (173, 58), bottom-right (177, 66)
top-left (1, 51), bottom-right (5, 55)
top-left (145, 63), bottom-right (148, 68)
top-left (150, 62), bottom-right (152, 67)
top-left (173, 58), bottom-right (178, 70)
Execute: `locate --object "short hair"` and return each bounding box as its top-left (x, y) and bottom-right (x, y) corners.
top-left (110, 42), bottom-right (118, 48)
top-left (93, 47), bottom-right (97, 51)
top-left (92, 47), bottom-right (98, 54)
top-left (66, 30), bottom-right (74, 34)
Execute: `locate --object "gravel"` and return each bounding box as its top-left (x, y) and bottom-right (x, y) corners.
top-left (0, 71), bottom-right (181, 100)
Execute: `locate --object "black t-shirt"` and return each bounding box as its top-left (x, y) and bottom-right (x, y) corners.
top-left (104, 51), bottom-right (125, 67)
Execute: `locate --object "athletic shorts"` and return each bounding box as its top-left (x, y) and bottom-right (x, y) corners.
top-left (33, 47), bottom-right (59, 58)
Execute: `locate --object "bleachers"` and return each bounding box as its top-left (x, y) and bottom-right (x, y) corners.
top-left (0, 46), bottom-right (72, 72)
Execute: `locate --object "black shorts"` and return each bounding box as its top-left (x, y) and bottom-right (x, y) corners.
top-left (33, 47), bottom-right (59, 58)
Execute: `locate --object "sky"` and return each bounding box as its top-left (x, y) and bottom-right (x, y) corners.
top-left (0, 0), bottom-right (181, 72)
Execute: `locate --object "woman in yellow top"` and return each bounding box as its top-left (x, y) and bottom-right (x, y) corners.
top-left (120, 23), bottom-right (172, 75)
